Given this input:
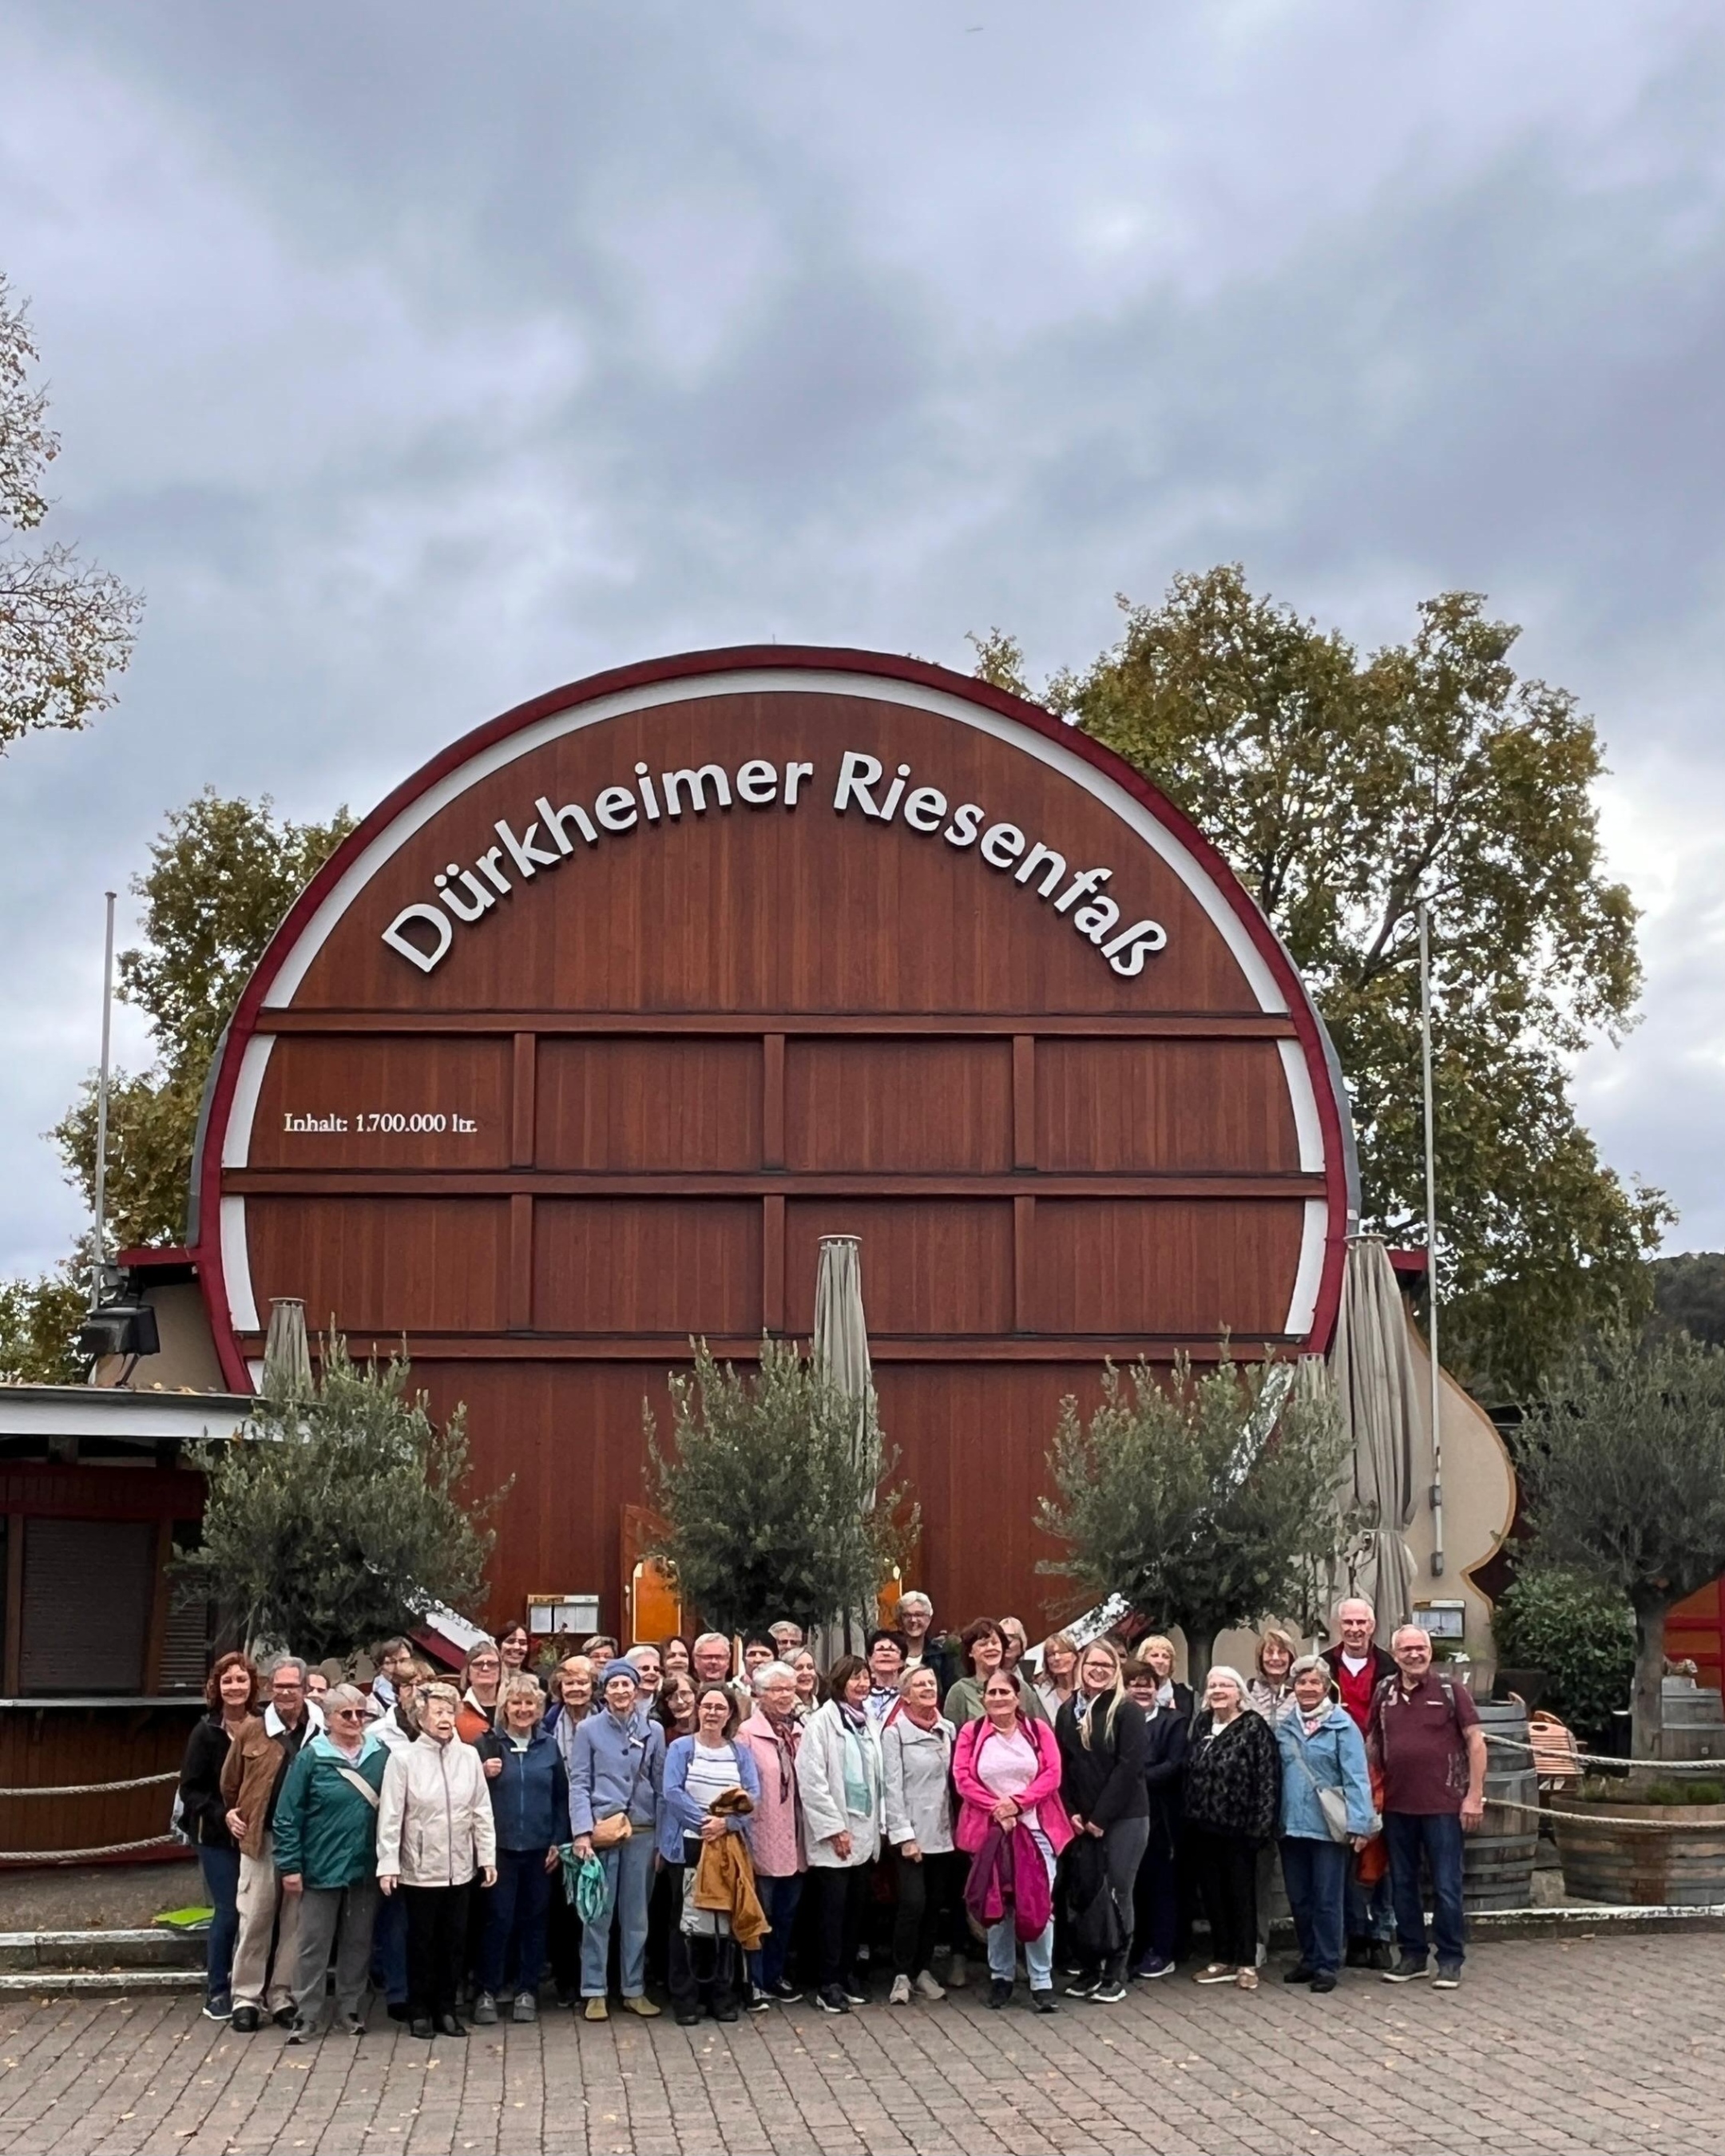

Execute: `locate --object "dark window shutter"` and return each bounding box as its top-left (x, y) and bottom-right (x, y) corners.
top-left (20, 1520), bottom-right (154, 1694)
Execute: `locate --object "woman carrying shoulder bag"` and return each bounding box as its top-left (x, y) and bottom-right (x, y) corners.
top-left (1275, 1656), bottom-right (1375, 1994)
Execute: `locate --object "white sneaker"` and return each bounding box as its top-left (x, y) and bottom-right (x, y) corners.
top-left (913, 1970), bottom-right (946, 2003)
top-left (888, 1974), bottom-right (912, 2005)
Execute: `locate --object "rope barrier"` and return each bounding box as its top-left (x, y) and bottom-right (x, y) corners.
top-left (0, 1834), bottom-right (181, 1862)
top-left (1481, 1730), bottom-right (1723, 1774)
top-left (1483, 1793), bottom-right (1715, 1832)
top-left (0, 1771), bottom-right (180, 1798)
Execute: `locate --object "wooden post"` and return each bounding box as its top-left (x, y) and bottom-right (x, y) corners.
top-left (142, 1516), bottom-right (175, 1695)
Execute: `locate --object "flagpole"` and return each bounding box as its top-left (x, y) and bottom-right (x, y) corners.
top-left (89, 889), bottom-right (118, 1316)
top-left (1419, 898), bottom-right (1445, 1576)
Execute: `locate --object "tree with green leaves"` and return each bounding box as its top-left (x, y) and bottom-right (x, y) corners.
top-left (54, 789), bottom-right (355, 1248)
top-left (0, 791), bottom-right (353, 1378)
top-left (644, 1338), bottom-right (918, 1637)
top-left (176, 1338), bottom-right (507, 1663)
top-left (1490, 1565), bottom-right (1636, 1750)
top-left (2, 272), bottom-right (141, 756)
top-left (974, 569), bottom-right (1667, 1402)
top-left (1648, 1252), bottom-right (1725, 1352)
top-left (1509, 1328), bottom-right (1725, 1762)
top-left (1037, 1353), bottom-right (1353, 1682)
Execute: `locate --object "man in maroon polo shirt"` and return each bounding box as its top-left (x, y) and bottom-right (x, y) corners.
top-left (1322, 1598), bottom-right (1398, 1968)
top-left (1367, 1624), bottom-right (1486, 1990)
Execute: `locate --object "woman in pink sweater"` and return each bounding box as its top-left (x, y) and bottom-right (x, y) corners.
top-left (952, 1671), bottom-right (1073, 2011)
top-left (734, 1661), bottom-right (807, 2008)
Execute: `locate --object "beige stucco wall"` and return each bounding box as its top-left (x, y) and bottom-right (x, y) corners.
top-left (94, 1281), bottom-right (228, 1393)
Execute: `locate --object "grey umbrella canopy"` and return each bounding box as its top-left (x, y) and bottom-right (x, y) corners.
top-left (262, 1297), bottom-right (313, 1404)
top-left (812, 1235), bottom-right (880, 1657)
top-left (1327, 1236), bottom-right (1421, 1636)
top-left (813, 1234), bottom-right (879, 1489)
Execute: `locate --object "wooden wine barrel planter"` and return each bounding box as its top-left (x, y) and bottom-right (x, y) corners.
top-left (1657, 1680), bottom-right (1725, 1765)
top-left (1555, 1801), bottom-right (1725, 1907)
top-left (189, 648), bottom-right (1356, 1630)
top-left (1463, 1701), bottom-right (1539, 1912)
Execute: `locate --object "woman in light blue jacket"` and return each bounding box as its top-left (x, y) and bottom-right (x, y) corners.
top-left (656, 1686), bottom-right (762, 2026)
top-left (1276, 1656), bottom-right (1375, 1993)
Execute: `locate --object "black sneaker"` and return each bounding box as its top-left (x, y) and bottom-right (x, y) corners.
top-left (1283, 1964), bottom-right (1315, 1984)
top-left (745, 1987), bottom-right (771, 2014)
top-left (1092, 1980), bottom-right (1128, 2004)
top-left (1065, 1972), bottom-right (1102, 1999)
top-left (271, 2007), bottom-right (296, 2029)
top-left (201, 1997), bottom-right (232, 2023)
top-left (816, 1985), bottom-right (850, 2016)
top-left (1368, 1940), bottom-right (1394, 1971)
top-left (410, 2016), bottom-right (434, 2039)
top-left (1433, 1964), bottom-right (1462, 1990)
top-left (767, 1980), bottom-right (803, 2003)
top-left (987, 1979), bottom-right (1013, 2009)
top-left (230, 2006), bottom-right (260, 2033)
top-left (1310, 1972), bottom-right (1337, 1994)
top-left (1030, 1989), bottom-right (1058, 2015)
top-left (842, 1983), bottom-right (868, 2005)
top-left (1382, 1956), bottom-right (1429, 1984)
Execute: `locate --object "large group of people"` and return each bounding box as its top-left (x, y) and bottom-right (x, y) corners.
top-left (176, 1591), bottom-right (1487, 2040)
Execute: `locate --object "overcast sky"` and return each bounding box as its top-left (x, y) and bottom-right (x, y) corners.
top-left (2, 1), bottom-right (1722, 1276)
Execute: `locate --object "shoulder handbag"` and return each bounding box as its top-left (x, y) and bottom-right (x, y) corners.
top-left (1291, 1727), bottom-right (1373, 1843)
top-left (591, 1737), bottom-right (648, 1849)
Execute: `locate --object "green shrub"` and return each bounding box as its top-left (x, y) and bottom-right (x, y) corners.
top-left (1492, 1566), bottom-right (1635, 1746)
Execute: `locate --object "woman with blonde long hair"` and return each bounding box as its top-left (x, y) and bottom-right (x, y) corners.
top-left (1033, 1633), bottom-right (1080, 1717)
top-left (1055, 1639), bottom-right (1148, 2003)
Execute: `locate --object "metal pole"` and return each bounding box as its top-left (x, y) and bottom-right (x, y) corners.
top-left (89, 890), bottom-right (117, 1314)
top-left (1419, 899), bottom-right (1445, 1576)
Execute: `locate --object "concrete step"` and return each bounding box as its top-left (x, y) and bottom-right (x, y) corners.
top-left (0, 1928), bottom-right (204, 1972)
top-left (0, 1968), bottom-right (201, 1997)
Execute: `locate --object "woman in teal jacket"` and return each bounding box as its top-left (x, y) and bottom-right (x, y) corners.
top-left (1275, 1657), bottom-right (1375, 1994)
top-left (273, 1683), bottom-right (390, 2039)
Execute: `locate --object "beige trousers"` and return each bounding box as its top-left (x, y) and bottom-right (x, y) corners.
top-left (230, 1833), bottom-right (302, 2012)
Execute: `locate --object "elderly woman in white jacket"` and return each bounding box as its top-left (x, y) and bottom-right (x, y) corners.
top-left (797, 1655), bottom-right (882, 2017)
top-left (881, 1664), bottom-right (958, 2006)
top-left (377, 1682), bottom-right (497, 2041)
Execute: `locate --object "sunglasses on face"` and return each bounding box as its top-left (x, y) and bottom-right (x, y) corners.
top-left (330, 1707), bottom-right (364, 1721)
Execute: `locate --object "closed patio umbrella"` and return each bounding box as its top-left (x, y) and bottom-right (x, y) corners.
top-left (1327, 1236), bottom-right (1420, 1635)
top-left (812, 1235), bottom-right (879, 1657)
top-left (262, 1296), bottom-right (313, 1403)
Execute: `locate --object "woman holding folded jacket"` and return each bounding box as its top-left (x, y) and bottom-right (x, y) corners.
top-left (1055, 1639), bottom-right (1148, 2005)
top-left (657, 1684), bottom-right (762, 2025)
top-left (952, 1670), bottom-right (1073, 2014)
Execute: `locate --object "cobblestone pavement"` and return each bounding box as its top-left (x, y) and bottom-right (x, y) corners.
top-left (2, 1934), bottom-right (1721, 2156)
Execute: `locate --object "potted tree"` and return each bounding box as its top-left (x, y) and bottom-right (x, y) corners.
top-left (1509, 1328), bottom-right (1725, 1904)
top-left (1036, 1351), bottom-right (1350, 1682)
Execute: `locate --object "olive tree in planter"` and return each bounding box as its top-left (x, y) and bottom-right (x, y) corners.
top-left (1510, 1327), bottom-right (1725, 1762)
top-left (1037, 1351), bottom-right (1352, 1680)
top-left (644, 1338), bottom-right (918, 1638)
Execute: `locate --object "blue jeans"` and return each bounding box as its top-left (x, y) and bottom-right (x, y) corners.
top-left (1384, 1810), bottom-right (1466, 1970)
top-left (581, 1833), bottom-right (654, 1999)
top-left (1345, 1855), bottom-right (1393, 1942)
top-left (748, 1873), bottom-right (803, 1993)
top-left (197, 1845), bottom-right (241, 2005)
top-left (1279, 1837), bottom-right (1349, 1976)
top-left (985, 1829), bottom-right (1055, 1991)
top-left (479, 1849), bottom-right (552, 1998)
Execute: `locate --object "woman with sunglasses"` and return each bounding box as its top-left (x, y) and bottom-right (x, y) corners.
top-left (273, 1684), bottom-right (390, 2041)
top-left (455, 1641), bottom-right (504, 1743)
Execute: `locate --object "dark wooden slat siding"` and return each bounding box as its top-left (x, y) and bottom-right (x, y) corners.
top-left (223, 681), bottom-right (1342, 1629)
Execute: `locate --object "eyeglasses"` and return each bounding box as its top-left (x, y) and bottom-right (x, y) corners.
top-left (470, 1658), bottom-right (501, 1670)
top-left (329, 1707), bottom-right (364, 1722)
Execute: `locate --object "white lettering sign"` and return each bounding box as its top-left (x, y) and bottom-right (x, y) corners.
top-left (381, 751), bottom-right (1168, 979)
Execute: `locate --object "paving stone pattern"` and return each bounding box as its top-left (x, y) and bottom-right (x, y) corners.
top-left (0, 1935), bottom-right (1721, 2156)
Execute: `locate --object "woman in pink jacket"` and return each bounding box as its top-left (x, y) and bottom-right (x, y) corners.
top-left (953, 1671), bottom-right (1073, 2012)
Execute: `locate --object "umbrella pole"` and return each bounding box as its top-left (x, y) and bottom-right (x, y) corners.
top-left (1418, 901), bottom-right (1445, 1577)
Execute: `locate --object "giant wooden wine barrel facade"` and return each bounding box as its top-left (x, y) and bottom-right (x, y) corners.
top-left (192, 648), bottom-right (1357, 1629)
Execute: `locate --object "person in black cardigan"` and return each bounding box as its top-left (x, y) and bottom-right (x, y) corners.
top-left (1124, 1658), bottom-right (1188, 1979)
top-left (1184, 1666), bottom-right (1281, 1991)
top-left (177, 1651), bottom-right (262, 2020)
top-left (1138, 1635), bottom-right (1196, 1720)
top-left (1055, 1639), bottom-right (1148, 2004)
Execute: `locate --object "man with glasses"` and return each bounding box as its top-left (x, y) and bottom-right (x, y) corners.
top-left (220, 1656), bottom-right (323, 2031)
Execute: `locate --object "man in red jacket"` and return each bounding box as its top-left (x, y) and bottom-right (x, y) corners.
top-left (1322, 1599), bottom-right (1397, 1969)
